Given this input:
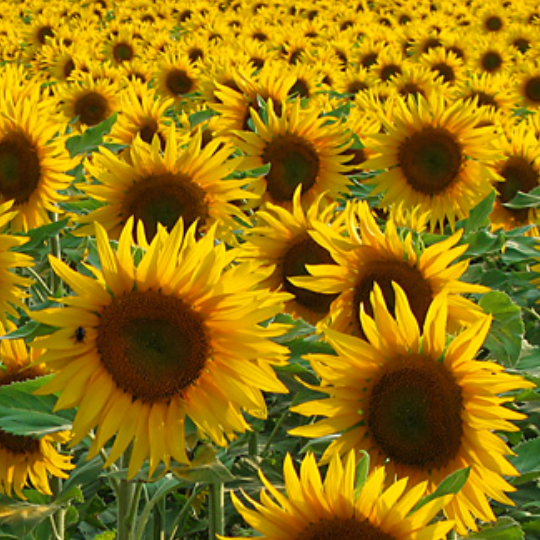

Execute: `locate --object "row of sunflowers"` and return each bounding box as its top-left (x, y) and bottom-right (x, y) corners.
top-left (0, 0), bottom-right (539, 539)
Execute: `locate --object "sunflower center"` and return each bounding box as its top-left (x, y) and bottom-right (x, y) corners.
top-left (138, 120), bottom-right (163, 147)
top-left (431, 63), bottom-right (455, 83)
top-left (113, 42), bottom-right (134, 63)
top-left (380, 64), bottom-right (401, 82)
top-left (97, 290), bottom-right (209, 402)
top-left (398, 127), bottom-right (462, 195)
top-left (63, 58), bottom-right (75, 79)
top-left (122, 173), bottom-right (208, 241)
top-left (296, 517), bottom-right (396, 540)
top-left (513, 38), bottom-right (530, 54)
top-left (524, 77), bottom-right (540, 103)
top-left (37, 25), bottom-right (54, 45)
top-left (498, 156), bottom-right (538, 221)
top-left (263, 135), bottom-right (320, 202)
top-left (75, 91), bottom-right (110, 127)
top-left (481, 51), bottom-right (502, 72)
top-left (367, 353), bottom-right (463, 469)
top-left (0, 132), bottom-right (41, 204)
top-left (353, 260), bottom-right (432, 338)
top-left (289, 79), bottom-right (310, 98)
top-left (165, 69), bottom-right (195, 96)
top-left (471, 91), bottom-right (497, 108)
top-left (282, 236), bottom-right (338, 315)
top-left (399, 83), bottom-right (425, 98)
top-left (485, 15), bottom-right (502, 31)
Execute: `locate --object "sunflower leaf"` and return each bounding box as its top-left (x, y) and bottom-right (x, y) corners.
top-left (510, 437), bottom-right (540, 485)
top-left (479, 291), bottom-right (524, 367)
top-left (459, 190), bottom-right (496, 235)
top-left (65, 113), bottom-right (118, 156)
top-left (0, 320), bottom-right (57, 341)
top-left (410, 466), bottom-right (470, 514)
top-left (0, 495), bottom-right (57, 538)
top-left (503, 186), bottom-right (540, 209)
top-left (463, 517), bottom-right (524, 540)
top-left (354, 450), bottom-right (370, 497)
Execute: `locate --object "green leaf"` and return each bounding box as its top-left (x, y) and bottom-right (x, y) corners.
top-left (479, 291), bottom-right (525, 367)
top-left (354, 450), bottom-right (370, 497)
top-left (17, 218), bottom-right (69, 253)
top-left (0, 377), bottom-right (74, 437)
top-left (172, 445), bottom-right (235, 484)
top-left (459, 190), bottom-right (496, 234)
top-left (65, 113), bottom-right (118, 156)
top-left (0, 320), bottom-right (57, 341)
top-left (189, 108), bottom-right (217, 129)
top-left (410, 467), bottom-right (470, 513)
top-left (0, 495), bottom-right (57, 537)
top-left (510, 438), bottom-right (540, 485)
top-left (464, 517), bottom-right (524, 540)
top-left (503, 186), bottom-right (540, 209)
top-left (54, 485), bottom-right (84, 507)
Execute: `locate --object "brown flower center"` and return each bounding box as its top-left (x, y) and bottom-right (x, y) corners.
top-left (353, 260), bottom-right (432, 338)
top-left (113, 42), bottom-right (134, 63)
top-left (485, 15), bottom-right (503, 31)
top-left (282, 236), bottom-right (338, 316)
top-left (36, 25), bottom-right (54, 45)
top-left (122, 173), bottom-right (208, 241)
top-left (296, 517), bottom-right (396, 540)
top-left (97, 290), bottom-right (209, 402)
top-left (481, 51), bottom-right (502, 72)
top-left (498, 156), bottom-right (539, 221)
top-left (75, 91), bottom-right (110, 127)
top-left (398, 127), bottom-right (462, 195)
top-left (367, 353), bottom-right (463, 469)
top-left (263, 135), bottom-right (320, 202)
top-left (431, 63), bottom-right (455, 83)
top-left (0, 132), bottom-right (41, 204)
top-left (380, 64), bottom-right (402, 82)
top-left (513, 38), bottom-right (530, 54)
top-left (165, 69), bottom-right (195, 96)
top-left (524, 76), bottom-right (540, 104)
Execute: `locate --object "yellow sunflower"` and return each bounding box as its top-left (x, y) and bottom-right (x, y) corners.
top-left (0, 90), bottom-right (74, 231)
top-left (362, 93), bottom-right (501, 231)
top-left (224, 451), bottom-right (454, 540)
top-left (0, 321), bottom-right (74, 499)
top-left (78, 128), bottom-right (256, 244)
top-left (290, 200), bottom-right (488, 338)
top-left (239, 188), bottom-right (342, 325)
top-left (153, 51), bottom-right (199, 104)
top-left (234, 99), bottom-right (352, 209)
top-left (31, 218), bottom-right (290, 480)
top-left (290, 284), bottom-right (534, 534)
top-left (517, 67), bottom-right (540, 109)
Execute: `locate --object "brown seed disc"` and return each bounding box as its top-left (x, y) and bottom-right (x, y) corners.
top-left (97, 290), bottom-right (210, 402)
top-left (297, 517), bottom-right (396, 540)
top-left (263, 135), bottom-right (320, 202)
top-left (524, 76), bottom-right (540, 104)
top-left (75, 91), bottom-right (110, 127)
top-left (481, 51), bottom-right (503, 72)
top-left (165, 69), bottom-right (195, 96)
top-left (398, 127), bottom-right (463, 195)
top-left (113, 42), bottom-right (134, 63)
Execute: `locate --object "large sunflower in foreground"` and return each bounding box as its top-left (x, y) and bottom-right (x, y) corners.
top-left (78, 128), bottom-right (257, 244)
top-left (0, 92), bottom-right (73, 231)
top-left (224, 451), bottom-right (454, 540)
top-left (290, 284), bottom-right (534, 534)
top-left (362, 94), bottom-right (500, 231)
top-left (234, 99), bottom-right (352, 209)
top-left (291, 200), bottom-right (488, 338)
top-left (0, 321), bottom-right (74, 498)
top-left (238, 187), bottom-right (342, 325)
top-left (31, 219), bottom-right (290, 479)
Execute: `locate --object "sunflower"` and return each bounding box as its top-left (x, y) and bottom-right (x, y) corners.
top-left (239, 188), bottom-right (342, 325)
top-left (77, 127), bottom-right (257, 244)
top-left (370, 46), bottom-right (406, 84)
top-left (0, 88), bottom-right (74, 231)
top-left (290, 200), bottom-right (488, 338)
top-left (102, 27), bottom-right (139, 66)
top-left (234, 99), bottom-right (352, 209)
top-left (517, 67), bottom-right (540, 109)
top-left (471, 36), bottom-right (515, 75)
top-left (59, 73), bottom-right (120, 131)
top-left (0, 321), bottom-right (74, 499)
top-left (454, 72), bottom-right (517, 114)
top-left (31, 218), bottom-right (290, 479)
top-left (390, 65), bottom-right (445, 100)
top-left (290, 284), bottom-right (534, 534)
top-left (362, 93), bottom-right (501, 231)
top-left (490, 123), bottom-right (540, 235)
top-left (224, 451), bottom-right (454, 540)
top-left (108, 81), bottom-right (173, 148)
top-left (419, 47), bottom-right (465, 86)
top-left (153, 52), bottom-right (199, 104)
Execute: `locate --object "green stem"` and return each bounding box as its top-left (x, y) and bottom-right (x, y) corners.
top-left (167, 485), bottom-right (201, 540)
top-left (153, 497), bottom-right (166, 540)
top-left (261, 411), bottom-right (288, 457)
top-left (50, 475), bottom-right (65, 540)
top-left (25, 266), bottom-right (52, 299)
top-left (248, 431), bottom-right (258, 457)
top-left (50, 212), bottom-right (62, 296)
top-left (117, 477), bottom-right (137, 540)
top-left (208, 482), bottom-right (224, 540)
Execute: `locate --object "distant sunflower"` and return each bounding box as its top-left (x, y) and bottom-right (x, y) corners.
top-left (472, 37), bottom-right (514, 75)
top-left (362, 94), bottom-right (500, 230)
top-left (234, 99), bottom-right (352, 209)
top-left (78, 128), bottom-right (256, 244)
top-left (517, 68), bottom-right (540, 109)
top-left (102, 27), bottom-right (138, 66)
top-left (31, 219), bottom-right (290, 479)
top-left (153, 52), bottom-right (199, 103)
top-left (290, 200), bottom-right (488, 338)
top-left (290, 284), bottom-right (534, 534)
top-left (455, 72), bottom-right (517, 114)
top-left (59, 73), bottom-right (120, 131)
top-left (419, 47), bottom-right (464, 86)
top-left (0, 92), bottom-right (74, 231)
top-left (490, 123), bottom-right (540, 235)
top-left (0, 321), bottom-right (74, 499)
top-left (225, 451), bottom-right (454, 540)
top-left (239, 188), bottom-right (341, 325)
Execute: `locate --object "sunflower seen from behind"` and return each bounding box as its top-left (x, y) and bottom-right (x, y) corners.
top-left (223, 451), bottom-right (454, 540)
top-left (290, 283), bottom-right (534, 533)
top-left (362, 93), bottom-right (500, 231)
top-left (30, 218), bottom-right (291, 479)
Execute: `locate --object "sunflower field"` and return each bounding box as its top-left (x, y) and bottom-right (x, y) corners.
top-left (2, 0), bottom-right (540, 539)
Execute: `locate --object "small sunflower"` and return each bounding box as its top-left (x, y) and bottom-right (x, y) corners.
top-left (517, 67), bottom-right (540, 109)
top-left (362, 93), bottom-right (500, 231)
top-left (153, 51), bottom-right (199, 103)
top-left (102, 27), bottom-right (139, 66)
top-left (290, 200), bottom-right (488, 338)
top-left (224, 451), bottom-right (454, 540)
top-left (0, 321), bottom-right (74, 499)
top-left (234, 99), bottom-right (352, 209)
top-left (31, 218), bottom-right (290, 479)
top-left (290, 284), bottom-right (534, 534)
top-left (454, 72), bottom-right (517, 114)
top-left (239, 188), bottom-right (342, 325)
top-left (419, 47), bottom-right (465, 86)
top-left (78, 128), bottom-right (256, 244)
top-left (471, 36), bottom-right (514, 75)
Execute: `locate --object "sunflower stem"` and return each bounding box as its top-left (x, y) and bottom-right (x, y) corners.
top-left (117, 477), bottom-right (137, 540)
top-left (50, 212), bottom-right (63, 297)
top-left (50, 475), bottom-right (65, 540)
top-left (167, 484), bottom-right (201, 540)
top-left (153, 497), bottom-right (166, 540)
top-left (248, 431), bottom-right (258, 457)
top-left (25, 266), bottom-right (53, 299)
top-left (261, 411), bottom-right (288, 457)
top-left (208, 481), bottom-right (224, 540)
